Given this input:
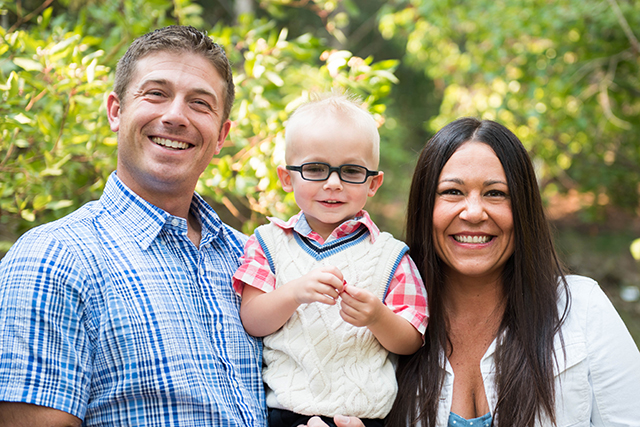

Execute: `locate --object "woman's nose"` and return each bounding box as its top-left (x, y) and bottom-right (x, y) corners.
top-left (459, 195), bottom-right (487, 222)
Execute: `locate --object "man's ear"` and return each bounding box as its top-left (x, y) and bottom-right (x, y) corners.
top-left (107, 92), bottom-right (121, 132)
top-left (215, 120), bottom-right (232, 154)
top-left (367, 171), bottom-right (384, 197)
top-left (277, 165), bottom-right (294, 193)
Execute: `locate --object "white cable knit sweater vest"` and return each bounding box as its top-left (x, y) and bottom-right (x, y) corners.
top-left (255, 223), bottom-right (409, 418)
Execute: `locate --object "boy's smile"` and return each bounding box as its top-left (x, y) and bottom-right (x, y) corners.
top-left (277, 113), bottom-right (384, 240)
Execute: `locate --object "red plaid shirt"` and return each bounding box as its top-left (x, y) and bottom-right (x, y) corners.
top-left (233, 211), bottom-right (428, 333)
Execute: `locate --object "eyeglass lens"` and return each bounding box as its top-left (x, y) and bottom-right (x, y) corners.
top-left (301, 163), bottom-right (368, 183)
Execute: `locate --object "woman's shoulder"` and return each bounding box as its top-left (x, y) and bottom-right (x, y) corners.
top-left (558, 274), bottom-right (628, 343)
top-left (560, 274), bottom-right (607, 311)
top-left (563, 274), bottom-right (598, 291)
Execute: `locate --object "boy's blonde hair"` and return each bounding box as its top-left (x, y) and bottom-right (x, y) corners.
top-left (284, 92), bottom-right (380, 167)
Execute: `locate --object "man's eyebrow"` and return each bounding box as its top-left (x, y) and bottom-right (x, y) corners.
top-left (138, 78), bottom-right (170, 88)
top-left (192, 87), bottom-right (219, 102)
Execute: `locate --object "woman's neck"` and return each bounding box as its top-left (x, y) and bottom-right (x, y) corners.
top-left (443, 270), bottom-right (505, 319)
top-left (444, 270), bottom-right (506, 419)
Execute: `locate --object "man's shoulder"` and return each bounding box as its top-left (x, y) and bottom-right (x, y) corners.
top-left (3, 200), bottom-right (115, 264)
top-left (20, 201), bottom-right (105, 241)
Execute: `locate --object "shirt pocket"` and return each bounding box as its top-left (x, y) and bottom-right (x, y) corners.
top-left (551, 340), bottom-right (590, 427)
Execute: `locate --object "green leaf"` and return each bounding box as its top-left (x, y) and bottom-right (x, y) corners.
top-left (33, 194), bottom-right (52, 210)
top-left (13, 57), bottom-right (43, 72)
top-left (47, 200), bottom-right (74, 210)
top-left (631, 239), bottom-right (640, 261)
top-left (20, 209), bottom-right (35, 222)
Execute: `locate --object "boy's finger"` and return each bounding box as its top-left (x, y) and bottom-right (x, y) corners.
top-left (321, 265), bottom-right (343, 281)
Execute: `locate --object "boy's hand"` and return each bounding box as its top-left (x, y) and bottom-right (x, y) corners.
top-left (338, 285), bottom-right (385, 327)
top-left (287, 266), bottom-right (344, 306)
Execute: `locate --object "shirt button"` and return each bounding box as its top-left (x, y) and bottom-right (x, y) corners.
top-left (216, 323), bottom-right (223, 331)
top-left (171, 218), bottom-right (180, 227)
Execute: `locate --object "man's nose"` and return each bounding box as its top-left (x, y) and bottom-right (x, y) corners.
top-left (161, 98), bottom-right (189, 127)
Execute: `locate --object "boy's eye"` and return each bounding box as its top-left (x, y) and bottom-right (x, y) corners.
top-left (304, 164), bottom-right (327, 174)
top-left (341, 166), bottom-right (364, 176)
top-left (340, 165), bottom-right (368, 183)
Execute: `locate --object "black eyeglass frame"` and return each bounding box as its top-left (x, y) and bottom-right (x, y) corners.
top-left (286, 162), bottom-right (379, 184)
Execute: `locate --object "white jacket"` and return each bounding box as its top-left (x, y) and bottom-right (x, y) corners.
top-left (435, 275), bottom-right (640, 426)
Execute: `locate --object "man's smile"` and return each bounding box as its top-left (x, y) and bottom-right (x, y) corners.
top-left (151, 136), bottom-right (191, 150)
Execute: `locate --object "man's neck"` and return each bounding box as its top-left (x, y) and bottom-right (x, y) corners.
top-left (187, 212), bottom-right (202, 248)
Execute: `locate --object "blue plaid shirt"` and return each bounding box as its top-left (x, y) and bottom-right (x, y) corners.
top-left (0, 173), bottom-right (267, 426)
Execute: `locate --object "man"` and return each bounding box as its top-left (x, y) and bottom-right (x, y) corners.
top-left (0, 26), bottom-right (266, 426)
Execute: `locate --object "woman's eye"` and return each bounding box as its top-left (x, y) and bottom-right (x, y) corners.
top-left (486, 190), bottom-right (507, 197)
top-left (439, 188), bottom-right (462, 196)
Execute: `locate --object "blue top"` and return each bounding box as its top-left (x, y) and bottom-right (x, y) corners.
top-left (0, 172), bottom-right (267, 426)
top-left (448, 412), bottom-right (492, 427)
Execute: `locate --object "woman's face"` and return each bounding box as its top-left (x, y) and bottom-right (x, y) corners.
top-left (432, 141), bottom-right (515, 283)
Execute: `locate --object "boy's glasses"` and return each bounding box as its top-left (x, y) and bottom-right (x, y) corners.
top-left (286, 162), bottom-right (379, 184)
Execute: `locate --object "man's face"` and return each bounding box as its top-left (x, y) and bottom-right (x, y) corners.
top-left (107, 51), bottom-right (230, 205)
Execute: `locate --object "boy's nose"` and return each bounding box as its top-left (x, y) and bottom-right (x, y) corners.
top-left (324, 171), bottom-right (343, 189)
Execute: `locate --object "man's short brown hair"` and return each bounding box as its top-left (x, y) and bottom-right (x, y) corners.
top-left (113, 25), bottom-right (235, 124)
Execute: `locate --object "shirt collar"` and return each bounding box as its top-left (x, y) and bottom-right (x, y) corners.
top-left (268, 210), bottom-right (380, 244)
top-left (100, 172), bottom-right (225, 250)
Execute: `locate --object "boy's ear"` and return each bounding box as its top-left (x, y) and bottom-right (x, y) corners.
top-left (277, 165), bottom-right (294, 193)
top-left (367, 171), bottom-right (384, 197)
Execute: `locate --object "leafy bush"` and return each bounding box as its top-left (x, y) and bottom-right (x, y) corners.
top-left (0, 0), bottom-right (397, 246)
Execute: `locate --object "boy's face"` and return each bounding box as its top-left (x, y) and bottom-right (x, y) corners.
top-left (277, 115), bottom-right (384, 240)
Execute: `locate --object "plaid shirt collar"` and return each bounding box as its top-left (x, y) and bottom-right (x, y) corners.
top-left (268, 210), bottom-right (380, 244)
top-left (101, 172), bottom-right (226, 250)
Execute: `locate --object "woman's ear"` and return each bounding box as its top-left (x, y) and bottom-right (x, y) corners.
top-left (277, 165), bottom-right (294, 193)
top-left (367, 171), bottom-right (384, 197)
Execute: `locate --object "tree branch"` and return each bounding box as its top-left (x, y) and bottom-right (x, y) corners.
top-left (8, 0), bottom-right (56, 33)
top-left (606, 0), bottom-right (640, 54)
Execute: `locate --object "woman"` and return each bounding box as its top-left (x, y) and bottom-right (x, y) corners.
top-left (387, 117), bottom-right (640, 426)
top-left (305, 118), bottom-right (640, 427)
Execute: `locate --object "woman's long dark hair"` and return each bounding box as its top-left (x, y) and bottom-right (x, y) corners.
top-left (388, 118), bottom-right (570, 427)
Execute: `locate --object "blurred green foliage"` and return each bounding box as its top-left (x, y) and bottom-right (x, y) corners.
top-left (0, 0), bottom-right (397, 239)
top-left (378, 0), bottom-right (640, 221)
top-left (1, 0), bottom-right (639, 252)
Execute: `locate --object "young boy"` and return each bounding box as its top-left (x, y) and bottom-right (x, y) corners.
top-left (232, 93), bottom-right (428, 427)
